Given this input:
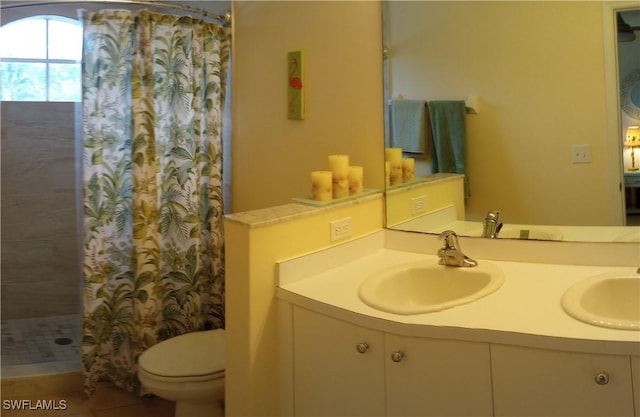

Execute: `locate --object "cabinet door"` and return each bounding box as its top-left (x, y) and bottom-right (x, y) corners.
top-left (491, 345), bottom-right (634, 417)
top-left (292, 307), bottom-right (385, 416)
top-left (385, 334), bottom-right (493, 416)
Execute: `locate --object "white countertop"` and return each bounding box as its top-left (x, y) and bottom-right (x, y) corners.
top-left (278, 243), bottom-right (640, 356)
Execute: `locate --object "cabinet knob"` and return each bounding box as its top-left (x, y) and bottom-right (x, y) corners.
top-left (390, 351), bottom-right (405, 362)
top-left (594, 372), bottom-right (609, 385)
top-left (355, 342), bottom-right (369, 354)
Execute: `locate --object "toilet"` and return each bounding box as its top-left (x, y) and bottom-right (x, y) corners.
top-left (138, 329), bottom-right (225, 417)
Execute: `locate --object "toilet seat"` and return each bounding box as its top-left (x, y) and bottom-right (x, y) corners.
top-left (138, 329), bottom-right (225, 383)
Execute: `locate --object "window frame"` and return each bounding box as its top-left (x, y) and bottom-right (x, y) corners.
top-left (0, 14), bottom-right (82, 102)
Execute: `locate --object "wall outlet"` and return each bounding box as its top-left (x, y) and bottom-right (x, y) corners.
top-left (571, 144), bottom-right (591, 164)
top-left (411, 195), bottom-right (427, 215)
top-left (330, 217), bottom-right (352, 241)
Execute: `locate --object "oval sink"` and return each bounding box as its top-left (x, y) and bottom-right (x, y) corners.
top-left (358, 261), bottom-right (504, 315)
top-left (561, 273), bottom-right (640, 330)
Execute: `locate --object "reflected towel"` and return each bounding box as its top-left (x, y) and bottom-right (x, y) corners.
top-left (391, 99), bottom-right (426, 154)
top-left (428, 100), bottom-right (470, 197)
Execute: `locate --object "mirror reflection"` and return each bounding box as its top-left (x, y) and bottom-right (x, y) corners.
top-left (383, 1), bottom-right (640, 242)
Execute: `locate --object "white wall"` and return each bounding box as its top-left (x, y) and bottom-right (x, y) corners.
top-left (386, 1), bottom-right (620, 226)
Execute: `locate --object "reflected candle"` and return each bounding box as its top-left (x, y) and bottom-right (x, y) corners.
top-left (385, 148), bottom-right (402, 185)
top-left (385, 161), bottom-right (391, 186)
top-left (402, 158), bottom-right (415, 183)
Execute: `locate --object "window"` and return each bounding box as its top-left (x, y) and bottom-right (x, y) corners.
top-left (0, 16), bottom-right (82, 102)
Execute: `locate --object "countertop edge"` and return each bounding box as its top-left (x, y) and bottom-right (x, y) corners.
top-left (277, 288), bottom-right (640, 356)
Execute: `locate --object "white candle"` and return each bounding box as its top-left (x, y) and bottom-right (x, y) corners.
top-left (329, 154), bottom-right (349, 198)
top-left (402, 158), bottom-right (415, 183)
top-left (385, 148), bottom-right (402, 185)
top-left (311, 171), bottom-right (332, 201)
top-left (348, 166), bottom-right (364, 195)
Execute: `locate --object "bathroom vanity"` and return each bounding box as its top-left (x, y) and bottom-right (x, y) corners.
top-left (276, 231), bottom-right (640, 417)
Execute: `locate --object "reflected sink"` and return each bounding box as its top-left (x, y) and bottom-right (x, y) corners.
top-left (465, 226), bottom-right (563, 240)
top-left (561, 272), bottom-right (640, 330)
top-left (358, 261), bottom-right (504, 315)
top-left (497, 227), bottom-right (563, 241)
top-left (613, 230), bottom-right (640, 243)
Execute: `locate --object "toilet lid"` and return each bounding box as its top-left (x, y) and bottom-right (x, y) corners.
top-left (139, 329), bottom-right (225, 378)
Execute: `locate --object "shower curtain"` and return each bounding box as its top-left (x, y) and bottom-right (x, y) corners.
top-left (81, 9), bottom-right (229, 396)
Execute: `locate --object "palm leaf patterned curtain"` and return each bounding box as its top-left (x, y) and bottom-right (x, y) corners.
top-left (81, 9), bottom-right (229, 396)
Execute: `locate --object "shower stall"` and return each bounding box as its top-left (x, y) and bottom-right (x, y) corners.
top-left (1, 100), bottom-right (82, 377)
top-left (0, 0), bottom-right (231, 378)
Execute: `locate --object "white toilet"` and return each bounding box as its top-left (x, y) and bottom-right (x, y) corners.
top-left (138, 329), bottom-right (225, 417)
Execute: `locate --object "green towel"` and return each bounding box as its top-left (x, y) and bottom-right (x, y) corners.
top-left (428, 100), bottom-right (470, 197)
top-left (391, 99), bottom-right (426, 153)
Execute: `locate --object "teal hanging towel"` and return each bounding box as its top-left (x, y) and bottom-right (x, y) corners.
top-left (427, 100), bottom-right (470, 197)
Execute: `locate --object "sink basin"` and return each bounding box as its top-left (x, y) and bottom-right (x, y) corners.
top-left (358, 261), bottom-right (504, 315)
top-left (497, 227), bottom-right (563, 241)
top-left (561, 273), bottom-right (640, 330)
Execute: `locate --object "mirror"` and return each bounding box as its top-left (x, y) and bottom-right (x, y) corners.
top-left (383, 1), bottom-right (640, 242)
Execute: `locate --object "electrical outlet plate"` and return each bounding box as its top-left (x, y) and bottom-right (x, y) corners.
top-left (411, 195), bottom-right (427, 215)
top-left (571, 144), bottom-right (591, 164)
top-left (330, 217), bottom-right (352, 241)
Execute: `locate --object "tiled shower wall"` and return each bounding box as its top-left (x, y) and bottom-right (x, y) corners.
top-left (1, 102), bottom-right (81, 319)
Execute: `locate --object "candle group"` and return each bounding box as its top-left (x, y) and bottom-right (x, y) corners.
top-left (311, 155), bottom-right (364, 201)
top-left (385, 147), bottom-right (415, 186)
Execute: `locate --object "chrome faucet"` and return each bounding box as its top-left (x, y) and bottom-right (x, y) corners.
top-left (438, 230), bottom-right (478, 267)
top-left (482, 210), bottom-right (503, 238)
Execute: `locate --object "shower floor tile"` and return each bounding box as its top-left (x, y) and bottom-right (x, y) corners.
top-left (1, 314), bottom-right (81, 377)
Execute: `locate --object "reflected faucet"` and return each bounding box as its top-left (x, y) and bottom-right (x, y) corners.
top-left (438, 230), bottom-right (478, 267)
top-left (482, 210), bottom-right (503, 238)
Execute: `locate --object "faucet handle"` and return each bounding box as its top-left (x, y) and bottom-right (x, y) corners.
top-left (485, 210), bottom-right (502, 221)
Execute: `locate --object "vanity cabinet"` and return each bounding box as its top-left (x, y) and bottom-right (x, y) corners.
top-left (292, 307), bottom-right (493, 416)
top-left (385, 334), bottom-right (493, 416)
top-left (293, 306), bottom-right (385, 416)
top-left (491, 345), bottom-right (635, 417)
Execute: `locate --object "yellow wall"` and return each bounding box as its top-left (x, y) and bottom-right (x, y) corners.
top-left (387, 1), bottom-right (618, 226)
top-left (231, 1), bottom-right (384, 213)
top-left (225, 197), bottom-right (384, 416)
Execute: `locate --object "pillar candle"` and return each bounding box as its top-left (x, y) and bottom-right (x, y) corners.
top-left (329, 154), bottom-right (349, 198)
top-left (402, 158), bottom-right (415, 183)
top-left (385, 161), bottom-right (391, 187)
top-left (311, 171), bottom-right (332, 201)
top-left (348, 166), bottom-right (364, 195)
top-left (385, 148), bottom-right (403, 185)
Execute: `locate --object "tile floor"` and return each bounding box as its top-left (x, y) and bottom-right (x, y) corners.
top-left (1, 315), bottom-right (81, 378)
top-left (1, 315), bottom-right (175, 416)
